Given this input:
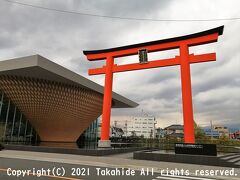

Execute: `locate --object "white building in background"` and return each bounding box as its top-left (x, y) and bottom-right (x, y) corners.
top-left (97, 114), bottom-right (157, 138)
top-left (128, 116), bottom-right (157, 138)
top-left (97, 117), bottom-right (125, 138)
top-left (212, 125), bottom-right (229, 137)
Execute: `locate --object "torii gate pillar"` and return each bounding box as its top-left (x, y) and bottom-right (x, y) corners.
top-left (100, 56), bottom-right (114, 147)
top-left (84, 26), bottom-right (224, 148)
top-left (180, 44), bottom-right (195, 143)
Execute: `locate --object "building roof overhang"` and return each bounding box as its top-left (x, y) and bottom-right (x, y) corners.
top-left (0, 55), bottom-right (138, 108)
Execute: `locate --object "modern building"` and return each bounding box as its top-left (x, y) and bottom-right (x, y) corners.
top-left (164, 124), bottom-right (184, 139)
top-left (203, 125), bottom-right (230, 139)
top-left (106, 116), bottom-right (156, 138)
top-left (164, 124), bottom-right (183, 134)
top-left (233, 130), bottom-right (240, 139)
top-left (127, 116), bottom-right (156, 138)
top-left (204, 128), bottom-right (220, 139)
top-left (212, 125), bottom-right (229, 137)
top-left (0, 55), bottom-right (137, 147)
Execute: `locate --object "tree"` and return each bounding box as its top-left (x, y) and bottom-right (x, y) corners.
top-left (131, 130), bottom-right (137, 137)
top-left (194, 121), bottom-right (206, 140)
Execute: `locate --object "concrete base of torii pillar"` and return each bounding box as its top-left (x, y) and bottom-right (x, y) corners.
top-left (98, 140), bottom-right (111, 148)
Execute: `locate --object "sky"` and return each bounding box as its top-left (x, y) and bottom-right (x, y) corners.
top-left (0, 0), bottom-right (239, 129)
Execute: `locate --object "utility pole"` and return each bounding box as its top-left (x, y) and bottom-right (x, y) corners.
top-left (125, 120), bottom-right (128, 140)
top-left (113, 120), bottom-right (117, 138)
top-left (210, 120), bottom-right (213, 140)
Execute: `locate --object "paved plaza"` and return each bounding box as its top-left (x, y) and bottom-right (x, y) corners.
top-left (0, 150), bottom-right (239, 180)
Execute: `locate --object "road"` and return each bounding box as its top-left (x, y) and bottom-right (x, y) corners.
top-left (0, 157), bottom-right (238, 180)
top-left (0, 150), bottom-right (239, 180)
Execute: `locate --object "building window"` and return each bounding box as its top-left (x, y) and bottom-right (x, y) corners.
top-left (0, 91), bottom-right (39, 145)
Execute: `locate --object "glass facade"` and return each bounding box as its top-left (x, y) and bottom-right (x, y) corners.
top-left (77, 118), bottom-right (99, 148)
top-left (0, 90), bottom-right (99, 148)
top-left (0, 91), bottom-right (39, 145)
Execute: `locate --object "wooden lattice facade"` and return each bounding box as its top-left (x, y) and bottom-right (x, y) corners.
top-left (0, 75), bottom-right (103, 143)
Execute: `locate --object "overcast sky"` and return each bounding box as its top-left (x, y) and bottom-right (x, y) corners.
top-left (0, 0), bottom-right (239, 128)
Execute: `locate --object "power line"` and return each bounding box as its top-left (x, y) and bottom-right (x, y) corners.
top-left (3, 0), bottom-right (240, 22)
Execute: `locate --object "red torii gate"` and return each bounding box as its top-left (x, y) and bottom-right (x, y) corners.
top-left (83, 26), bottom-right (224, 147)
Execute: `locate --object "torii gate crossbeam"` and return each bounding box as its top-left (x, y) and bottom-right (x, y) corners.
top-left (83, 26), bottom-right (224, 148)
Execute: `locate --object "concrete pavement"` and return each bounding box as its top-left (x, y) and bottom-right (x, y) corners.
top-left (0, 150), bottom-right (239, 179)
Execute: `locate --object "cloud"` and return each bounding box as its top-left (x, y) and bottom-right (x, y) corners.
top-left (0, 0), bottom-right (239, 128)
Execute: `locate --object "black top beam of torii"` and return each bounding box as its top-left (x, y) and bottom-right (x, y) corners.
top-left (83, 26), bottom-right (224, 56)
